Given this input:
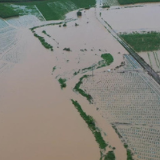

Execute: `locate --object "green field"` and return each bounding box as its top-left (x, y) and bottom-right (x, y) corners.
top-left (120, 32), bottom-right (160, 52)
top-left (118, 0), bottom-right (160, 5)
top-left (0, 4), bottom-right (19, 18)
top-left (0, 0), bottom-right (95, 20)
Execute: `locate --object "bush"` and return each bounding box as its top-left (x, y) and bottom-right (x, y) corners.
top-left (104, 151), bottom-right (115, 160)
top-left (63, 23), bottom-right (67, 27)
top-left (75, 23), bottom-right (79, 26)
top-left (77, 11), bottom-right (82, 17)
top-left (63, 48), bottom-right (71, 51)
top-left (58, 78), bottom-right (67, 89)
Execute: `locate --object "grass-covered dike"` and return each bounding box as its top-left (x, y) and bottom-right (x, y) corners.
top-left (71, 100), bottom-right (107, 150)
top-left (74, 75), bottom-right (93, 103)
top-left (71, 100), bottom-right (118, 160)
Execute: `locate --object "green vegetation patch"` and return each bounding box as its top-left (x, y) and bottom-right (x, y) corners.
top-left (101, 53), bottom-right (114, 65)
top-left (120, 32), bottom-right (160, 52)
top-left (71, 100), bottom-right (107, 150)
top-left (63, 48), bottom-right (71, 51)
top-left (73, 53), bottom-right (113, 76)
top-left (52, 66), bottom-right (56, 72)
top-left (33, 32), bottom-right (53, 51)
top-left (127, 149), bottom-right (134, 160)
top-left (102, 5), bottom-right (110, 8)
top-left (0, 0), bottom-right (96, 20)
top-left (82, 53), bottom-right (113, 73)
top-left (74, 75), bottom-right (93, 103)
top-left (104, 151), bottom-right (115, 160)
top-left (42, 30), bottom-right (51, 37)
top-left (118, 0), bottom-right (160, 5)
top-left (58, 78), bottom-right (66, 89)
top-left (0, 4), bottom-right (19, 18)
top-left (112, 125), bottom-right (134, 160)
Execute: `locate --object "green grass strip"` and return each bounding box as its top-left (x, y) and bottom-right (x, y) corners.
top-left (0, 0), bottom-right (96, 20)
top-left (33, 33), bottom-right (53, 51)
top-left (31, 27), bottom-right (53, 51)
top-left (74, 75), bottom-right (93, 103)
top-left (0, 4), bottom-right (19, 18)
top-left (71, 100), bottom-right (107, 150)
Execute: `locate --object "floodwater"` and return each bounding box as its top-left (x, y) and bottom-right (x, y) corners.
top-left (100, 3), bottom-right (160, 33)
top-left (0, 29), bottom-right (100, 160)
top-left (0, 8), bottom-right (127, 160)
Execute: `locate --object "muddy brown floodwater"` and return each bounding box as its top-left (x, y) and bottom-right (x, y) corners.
top-left (101, 4), bottom-right (160, 33)
top-left (0, 29), bottom-right (100, 160)
top-left (0, 7), bottom-right (128, 160)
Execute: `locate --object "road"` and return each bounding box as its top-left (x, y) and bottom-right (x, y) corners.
top-left (95, 3), bottom-right (160, 85)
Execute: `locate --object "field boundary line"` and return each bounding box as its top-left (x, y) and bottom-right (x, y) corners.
top-left (34, 5), bottom-right (46, 21)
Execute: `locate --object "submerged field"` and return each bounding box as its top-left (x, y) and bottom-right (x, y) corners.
top-left (0, 7), bottom-right (128, 160)
top-left (1, 1), bottom-right (160, 160)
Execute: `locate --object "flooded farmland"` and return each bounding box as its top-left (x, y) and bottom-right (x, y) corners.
top-left (0, 1), bottom-right (160, 160)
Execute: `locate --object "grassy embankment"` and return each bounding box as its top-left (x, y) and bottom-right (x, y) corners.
top-left (74, 75), bottom-right (93, 103)
top-left (32, 31), bottom-right (53, 51)
top-left (0, 4), bottom-right (19, 18)
top-left (71, 100), bottom-right (107, 150)
top-left (71, 100), bottom-right (114, 160)
top-left (83, 53), bottom-right (114, 72)
top-left (74, 54), bottom-right (113, 103)
top-left (118, 0), bottom-right (160, 5)
top-left (31, 23), bottom-right (62, 51)
top-left (0, 0), bottom-right (96, 20)
top-left (120, 32), bottom-right (160, 52)
top-left (74, 53), bottom-right (113, 75)
top-left (71, 100), bottom-right (117, 159)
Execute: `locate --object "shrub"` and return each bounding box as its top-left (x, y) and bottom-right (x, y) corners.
top-left (63, 48), bottom-right (71, 51)
top-left (77, 11), bottom-right (82, 17)
top-left (104, 151), bottom-right (115, 160)
top-left (58, 78), bottom-right (67, 89)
